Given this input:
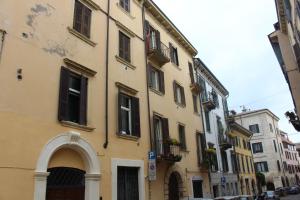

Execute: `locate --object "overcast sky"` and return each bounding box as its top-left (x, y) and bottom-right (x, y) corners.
top-left (154, 0), bottom-right (300, 142)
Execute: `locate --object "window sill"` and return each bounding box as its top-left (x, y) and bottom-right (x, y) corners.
top-left (171, 62), bottom-right (181, 70)
top-left (116, 3), bottom-right (135, 19)
top-left (60, 120), bottom-right (95, 132)
top-left (115, 55), bottom-right (136, 69)
top-left (117, 133), bottom-right (139, 141)
top-left (194, 112), bottom-right (200, 116)
top-left (67, 27), bottom-right (97, 47)
top-left (180, 149), bottom-right (189, 153)
top-left (149, 88), bottom-right (164, 96)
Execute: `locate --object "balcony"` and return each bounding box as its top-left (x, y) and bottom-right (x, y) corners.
top-left (156, 139), bottom-right (182, 163)
top-left (218, 135), bottom-right (232, 150)
top-left (147, 37), bottom-right (170, 67)
top-left (202, 93), bottom-right (216, 111)
top-left (190, 82), bottom-right (203, 94)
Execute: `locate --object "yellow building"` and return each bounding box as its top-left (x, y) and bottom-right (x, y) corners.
top-left (229, 121), bottom-right (257, 196)
top-left (0, 0), bottom-right (209, 199)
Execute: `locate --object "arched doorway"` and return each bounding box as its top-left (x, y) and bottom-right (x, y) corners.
top-left (168, 172), bottom-right (181, 200)
top-left (34, 132), bottom-right (100, 200)
top-left (46, 167), bottom-right (85, 200)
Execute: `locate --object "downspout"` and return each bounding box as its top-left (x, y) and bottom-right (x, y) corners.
top-left (103, 0), bottom-right (111, 149)
top-left (0, 30), bottom-right (6, 63)
top-left (142, 1), bottom-right (153, 200)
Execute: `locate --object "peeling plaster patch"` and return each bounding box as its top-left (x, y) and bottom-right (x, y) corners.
top-left (26, 4), bottom-right (54, 28)
top-left (27, 14), bottom-right (36, 27)
top-left (30, 4), bottom-right (51, 16)
top-left (42, 41), bottom-right (69, 57)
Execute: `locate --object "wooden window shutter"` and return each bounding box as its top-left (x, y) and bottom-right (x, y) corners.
top-left (118, 92), bottom-right (122, 133)
top-left (74, 0), bottom-right (83, 33)
top-left (196, 134), bottom-right (201, 166)
top-left (58, 67), bottom-right (70, 122)
top-left (159, 70), bottom-right (165, 94)
top-left (82, 6), bottom-right (91, 38)
top-left (155, 30), bottom-right (161, 51)
top-left (169, 43), bottom-right (174, 63)
top-left (131, 96), bottom-right (140, 137)
top-left (125, 36), bottom-right (130, 62)
top-left (180, 86), bottom-right (186, 106)
top-left (162, 118), bottom-right (170, 155)
top-left (119, 32), bottom-right (124, 59)
top-left (188, 62), bottom-right (195, 83)
top-left (79, 76), bottom-right (88, 125)
top-left (179, 125), bottom-right (186, 149)
top-left (173, 81), bottom-right (177, 102)
top-left (175, 48), bottom-right (179, 66)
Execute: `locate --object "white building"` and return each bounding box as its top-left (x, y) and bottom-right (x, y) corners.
top-left (194, 58), bottom-right (238, 198)
top-left (234, 109), bottom-right (286, 189)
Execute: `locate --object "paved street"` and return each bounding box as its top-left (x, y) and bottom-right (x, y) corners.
top-left (281, 193), bottom-right (300, 200)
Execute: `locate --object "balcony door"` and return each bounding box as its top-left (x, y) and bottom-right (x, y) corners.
top-left (168, 172), bottom-right (180, 200)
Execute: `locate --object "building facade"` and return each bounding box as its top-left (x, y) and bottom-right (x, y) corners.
top-left (0, 0), bottom-right (211, 200)
top-left (228, 121), bottom-right (257, 196)
top-left (194, 58), bottom-right (239, 198)
top-left (269, 0), bottom-right (300, 131)
top-left (280, 131), bottom-right (300, 185)
top-left (234, 109), bottom-right (286, 189)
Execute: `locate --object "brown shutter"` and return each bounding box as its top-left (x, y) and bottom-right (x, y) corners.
top-left (119, 32), bottom-right (124, 59)
top-left (169, 43), bottom-right (174, 63)
top-left (196, 133), bottom-right (201, 166)
top-left (126, 36), bottom-right (131, 62)
top-left (175, 48), bottom-right (179, 66)
top-left (159, 70), bottom-right (165, 94)
top-left (155, 30), bottom-right (161, 51)
top-left (162, 118), bottom-right (170, 155)
top-left (131, 96), bottom-right (140, 137)
top-left (173, 81), bottom-right (177, 103)
top-left (58, 67), bottom-right (70, 121)
top-left (181, 86), bottom-right (186, 106)
top-left (73, 0), bottom-right (83, 33)
top-left (188, 62), bottom-right (195, 83)
top-left (82, 6), bottom-right (91, 38)
top-left (79, 76), bottom-right (88, 125)
top-left (118, 92), bottom-right (122, 134)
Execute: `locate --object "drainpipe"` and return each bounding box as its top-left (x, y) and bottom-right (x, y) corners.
top-left (103, 0), bottom-right (111, 149)
top-left (0, 30), bottom-right (6, 63)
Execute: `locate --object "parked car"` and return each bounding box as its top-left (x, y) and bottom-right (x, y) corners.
top-left (263, 191), bottom-right (280, 200)
top-left (275, 187), bottom-right (286, 196)
top-left (287, 186), bottom-right (300, 194)
top-left (214, 196), bottom-right (240, 200)
top-left (239, 195), bottom-right (254, 200)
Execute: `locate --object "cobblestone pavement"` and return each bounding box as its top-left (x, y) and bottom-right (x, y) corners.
top-left (281, 193), bottom-right (300, 200)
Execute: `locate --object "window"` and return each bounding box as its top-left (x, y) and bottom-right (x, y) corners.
top-left (119, 0), bottom-right (130, 12)
top-left (196, 133), bottom-right (206, 165)
top-left (277, 160), bottom-right (281, 172)
top-left (117, 167), bottom-right (139, 200)
top-left (193, 180), bottom-right (203, 198)
top-left (273, 140), bottom-right (277, 152)
top-left (255, 161), bottom-right (269, 172)
top-left (119, 31), bottom-right (131, 62)
top-left (205, 111), bottom-right (210, 132)
top-left (118, 93), bottom-right (140, 137)
top-left (153, 115), bottom-right (169, 156)
top-left (249, 124), bottom-right (260, 133)
top-left (73, 0), bottom-right (91, 38)
top-left (169, 43), bottom-right (179, 66)
top-left (221, 150), bottom-right (229, 172)
top-left (252, 142), bottom-right (263, 153)
top-left (58, 67), bottom-right (88, 125)
top-left (241, 155), bottom-right (245, 173)
top-left (188, 62), bottom-right (195, 83)
top-left (192, 95), bottom-right (198, 113)
top-left (211, 90), bottom-right (219, 108)
top-left (178, 124), bottom-right (186, 150)
top-left (246, 156), bottom-right (250, 173)
top-left (269, 123), bottom-right (273, 132)
top-left (148, 65), bottom-right (164, 93)
top-left (173, 81), bottom-right (185, 106)
top-left (231, 151), bottom-right (237, 173)
top-left (243, 139), bottom-right (246, 149)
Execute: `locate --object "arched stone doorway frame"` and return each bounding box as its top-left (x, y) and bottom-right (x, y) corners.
top-left (164, 165), bottom-right (187, 200)
top-left (34, 131), bottom-right (101, 200)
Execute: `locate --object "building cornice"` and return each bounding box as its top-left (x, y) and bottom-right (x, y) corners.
top-left (144, 0), bottom-right (198, 56)
top-left (193, 57), bottom-right (229, 96)
top-left (234, 109), bottom-right (280, 121)
top-left (229, 121), bottom-right (253, 137)
top-left (275, 0), bottom-right (287, 34)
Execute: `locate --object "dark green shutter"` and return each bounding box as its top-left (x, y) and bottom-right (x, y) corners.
top-left (196, 133), bottom-right (201, 165)
top-left (173, 81), bottom-right (177, 102)
top-left (79, 76), bottom-right (88, 125)
top-left (58, 67), bottom-right (70, 122)
top-left (131, 96), bottom-right (140, 137)
top-left (159, 70), bottom-right (165, 94)
top-left (155, 30), bottom-right (161, 51)
top-left (162, 118), bottom-right (170, 155)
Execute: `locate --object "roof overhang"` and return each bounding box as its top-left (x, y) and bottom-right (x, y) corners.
top-left (144, 0), bottom-right (198, 57)
top-left (275, 0), bottom-right (287, 33)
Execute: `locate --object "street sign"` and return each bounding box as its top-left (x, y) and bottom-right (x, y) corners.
top-left (148, 151), bottom-right (156, 181)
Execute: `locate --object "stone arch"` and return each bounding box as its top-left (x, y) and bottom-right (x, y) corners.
top-left (34, 131), bottom-right (100, 200)
top-left (164, 165), bottom-right (187, 200)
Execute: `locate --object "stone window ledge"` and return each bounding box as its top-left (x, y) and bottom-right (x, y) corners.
top-left (115, 55), bottom-right (136, 69)
top-left (117, 133), bottom-right (139, 141)
top-left (67, 27), bottom-right (97, 47)
top-left (60, 120), bottom-right (95, 132)
top-left (150, 88), bottom-right (164, 96)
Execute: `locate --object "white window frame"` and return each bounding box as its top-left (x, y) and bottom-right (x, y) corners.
top-left (176, 86), bottom-right (182, 104)
top-left (150, 69), bottom-right (160, 91)
top-left (120, 95), bottom-right (132, 135)
top-left (111, 158), bottom-right (145, 200)
top-left (154, 117), bottom-right (163, 155)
